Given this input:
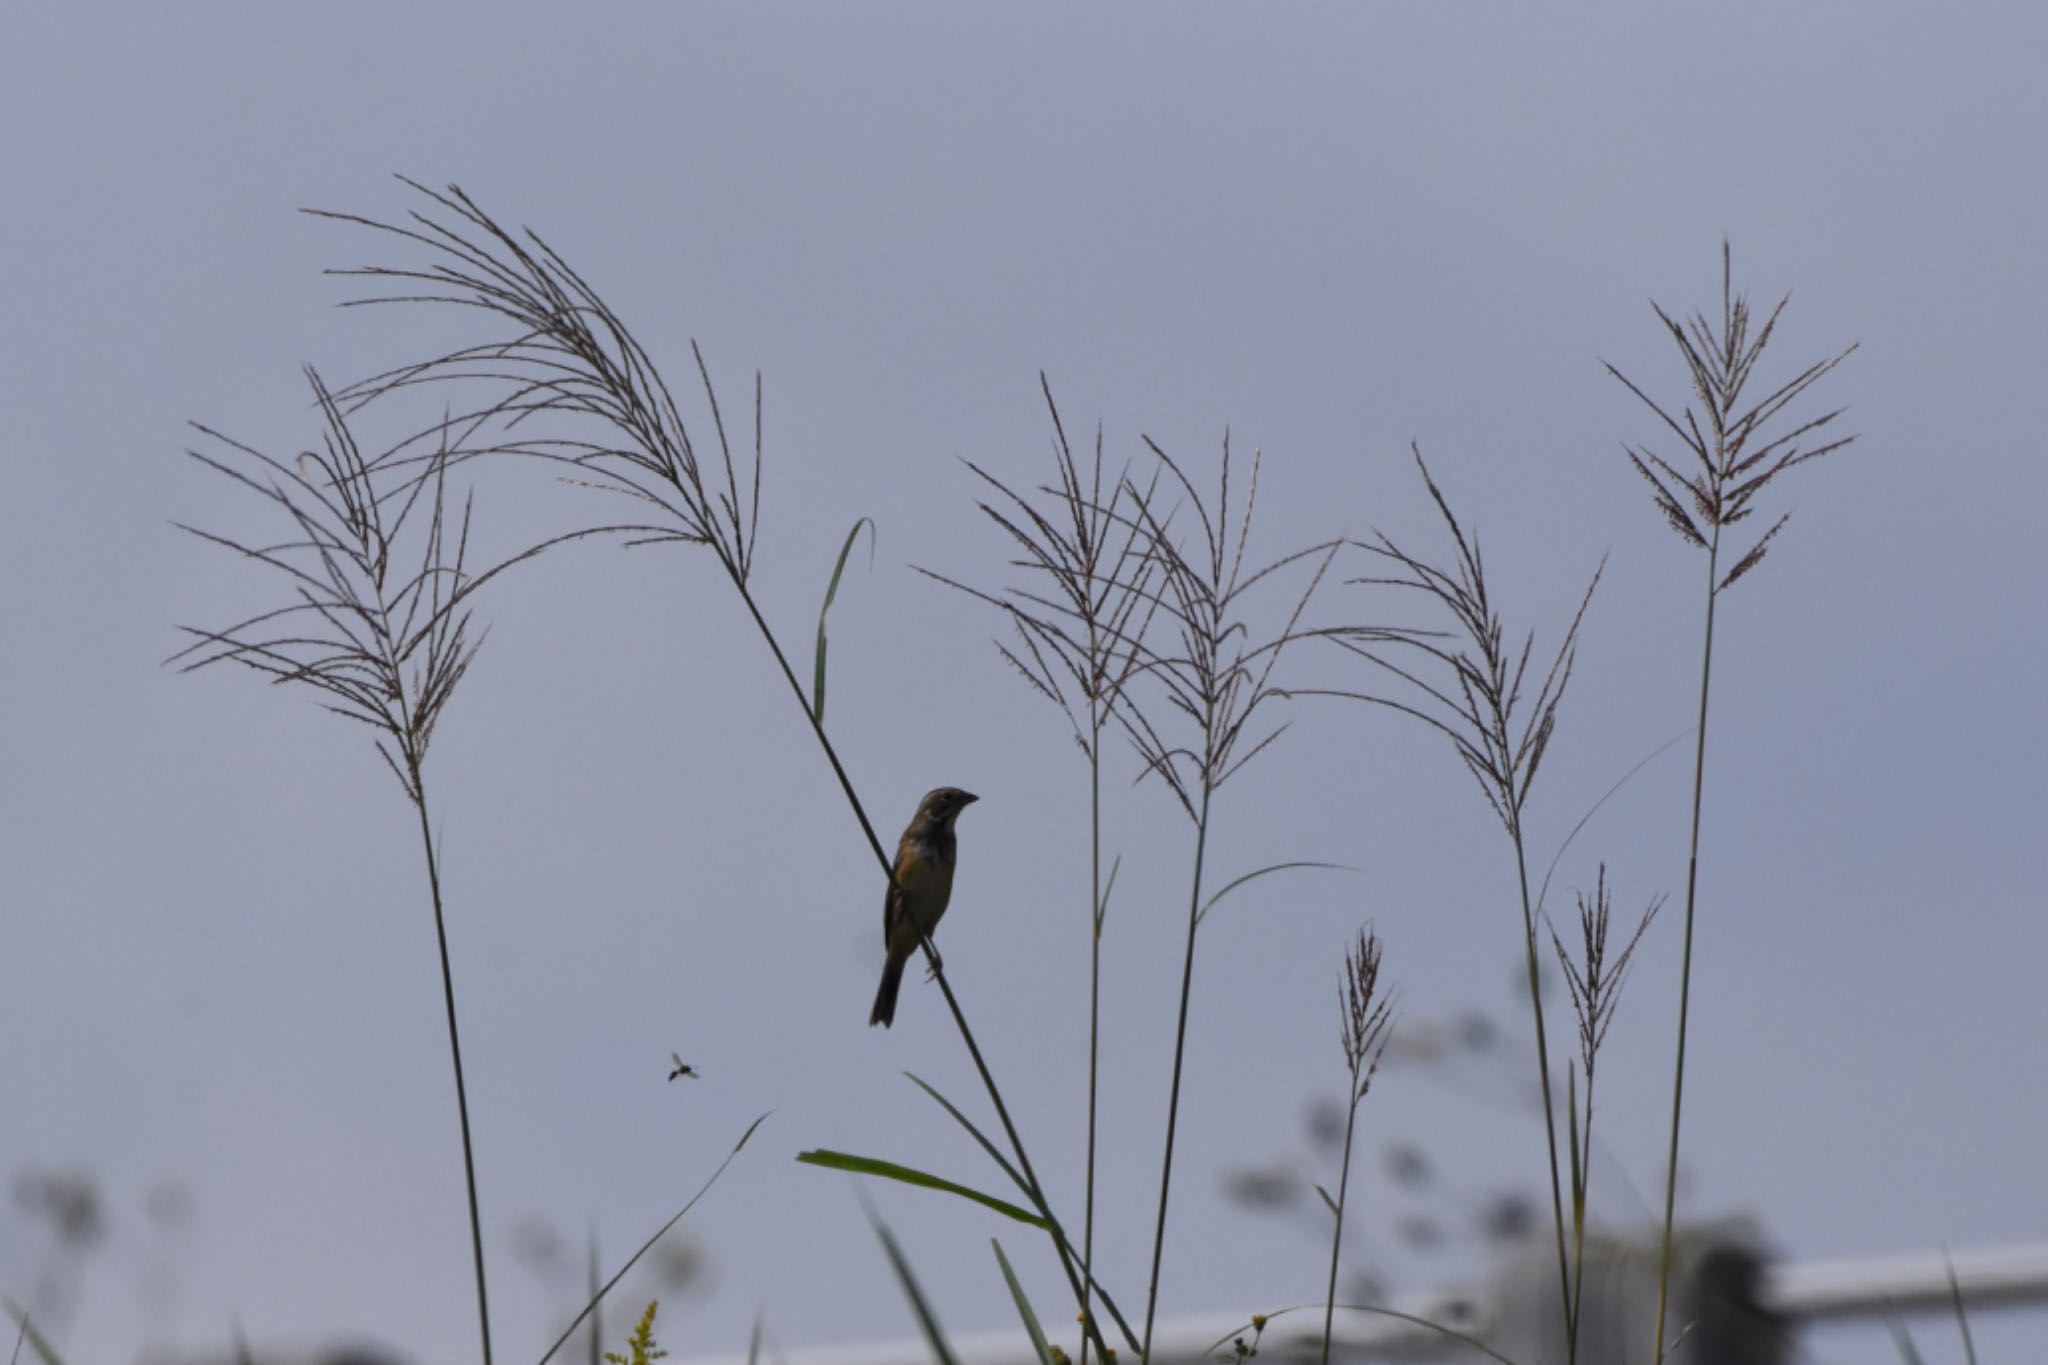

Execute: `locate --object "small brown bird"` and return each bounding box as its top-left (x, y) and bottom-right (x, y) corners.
top-left (870, 786), bottom-right (979, 1028)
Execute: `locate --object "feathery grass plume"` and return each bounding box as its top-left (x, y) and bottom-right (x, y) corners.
top-left (1336, 447), bottom-right (1601, 838)
top-left (925, 378), bottom-right (1163, 766)
top-left (919, 376), bottom-right (1163, 1365)
top-left (173, 370), bottom-right (572, 800)
top-left (1549, 867), bottom-right (1662, 1086)
top-left (1546, 867), bottom-right (1663, 1345)
top-left (314, 180), bottom-right (765, 579)
top-left (1607, 244), bottom-right (1857, 1365)
top-left (316, 181), bottom-right (1120, 1363)
top-left (1605, 243), bottom-right (1857, 592)
top-left (1322, 927), bottom-right (1394, 1365)
top-left (1319, 443), bottom-right (1602, 1362)
top-left (1118, 433), bottom-right (1341, 822)
top-left (1121, 429), bottom-right (1343, 1361)
top-left (171, 368), bottom-right (582, 1365)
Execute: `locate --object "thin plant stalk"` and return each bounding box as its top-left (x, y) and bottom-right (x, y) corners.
top-left (588, 1227), bottom-right (602, 1365)
top-left (1606, 246), bottom-right (1856, 1364)
top-left (412, 786), bottom-right (492, 1365)
top-left (1566, 1066), bottom-right (1587, 1349)
top-left (1322, 1092), bottom-right (1361, 1365)
top-left (1115, 434), bottom-right (1340, 1361)
top-left (1083, 716), bottom-right (1103, 1365)
top-left (1652, 549), bottom-right (1717, 1363)
top-left (922, 382), bottom-right (1162, 1363)
top-left (1563, 1063), bottom-right (1595, 1340)
top-left (1513, 833), bottom-right (1574, 1351)
top-left (1142, 782), bottom-right (1213, 1361)
top-left (929, 382), bottom-right (1171, 1365)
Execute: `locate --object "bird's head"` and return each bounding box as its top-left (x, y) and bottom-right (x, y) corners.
top-left (915, 786), bottom-right (979, 832)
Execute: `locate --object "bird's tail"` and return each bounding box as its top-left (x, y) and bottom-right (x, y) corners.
top-left (869, 952), bottom-right (906, 1028)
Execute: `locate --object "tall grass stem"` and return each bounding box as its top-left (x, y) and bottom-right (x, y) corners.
top-left (1141, 785), bottom-right (1212, 1361)
top-left (411, 781), bottom-right (493, 1365)
top-left (1082, 735), bottom-right (1103, 1365)
top-left (1320, 1100), bottom-right (1360, 1365)
top-left (1512, 832), bottom-right (1576, 1355)
top-left (1651, 539), bottom-right (1719, 1363)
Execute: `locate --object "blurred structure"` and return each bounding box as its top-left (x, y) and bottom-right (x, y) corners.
top-left (1484, 1227), bottom-right (1783, 1365)
top-left (674, 1235), bottom-right (2048, 1365)
top-left (152, 1350), bottom-right (414, 1365)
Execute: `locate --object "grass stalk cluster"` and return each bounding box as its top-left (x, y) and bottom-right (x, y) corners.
top-left (168, 179), bottom-right (1858, 1365)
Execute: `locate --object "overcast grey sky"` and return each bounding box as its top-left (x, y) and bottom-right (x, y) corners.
top-left (3, 5), bottom-right (2044, 1364)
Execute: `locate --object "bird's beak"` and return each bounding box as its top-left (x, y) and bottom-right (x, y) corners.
top-left (959, 791), bottom-right (980, 806)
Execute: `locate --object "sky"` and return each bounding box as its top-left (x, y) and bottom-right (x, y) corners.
top-left (2, 5), bottom-right (2044, 1364)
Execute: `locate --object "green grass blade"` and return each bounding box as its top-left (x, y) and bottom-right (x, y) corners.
top-left (1195, 861), bottom-right (1357, 928)
top-left (1535, 726), bottom-right (1689, 918)
top-left (797, 1149), bottom-right (1051, 1228)
top-left (1567, 1064), bottom-right (1585, 1213)
top-left (1884, 1312), bottom-right (1927, 1365)
top-left (867, 1204), bottom-right (961, 1365)
top-left (538, 1111), bottom-right (771, 1365)
top-left (992, 1239), bottom-right (1057, 1365)
top-left (586, 1227), bottom-right (602, 1365)
top-left (900, 1076), bottom-right (1142, 1354)
top-left (1336, 1305), bottom-right (1516, 1365)
top-left (1094, 853), bottom-right (1121, 936)
top-left (1945, 1255), bottom-right (1978, 1365)
top-left (812, 517), bottom-right (876, 722)
top-left (1, 1299), bottom-right (63, 1365)
top-left (904, 1071), bottom-right (1032, 1198)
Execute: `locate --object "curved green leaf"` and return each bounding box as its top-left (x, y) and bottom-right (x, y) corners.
top-left (798, 1149), bottom-right (1050, 1228)
top-left (813, 517), bottom-right (876, 722)
top-left (2, 1298), bottom-right (64, 1365)
top-left (1194, 1301), bottom-right (1515, 1365)
top-left (1195, 861), bottom-right (1358, 928)
top-left (1094, 854), bottom-right (1121, 936)
top-left (904, 1071), bottom-right (1031, 1199)
top-left (1534, 726), bottom-right (1689, 918)
top-left (901, 1076), bottom-right (1143, 1357)
top-left (539, 1111), bottom-right (772, 1365)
